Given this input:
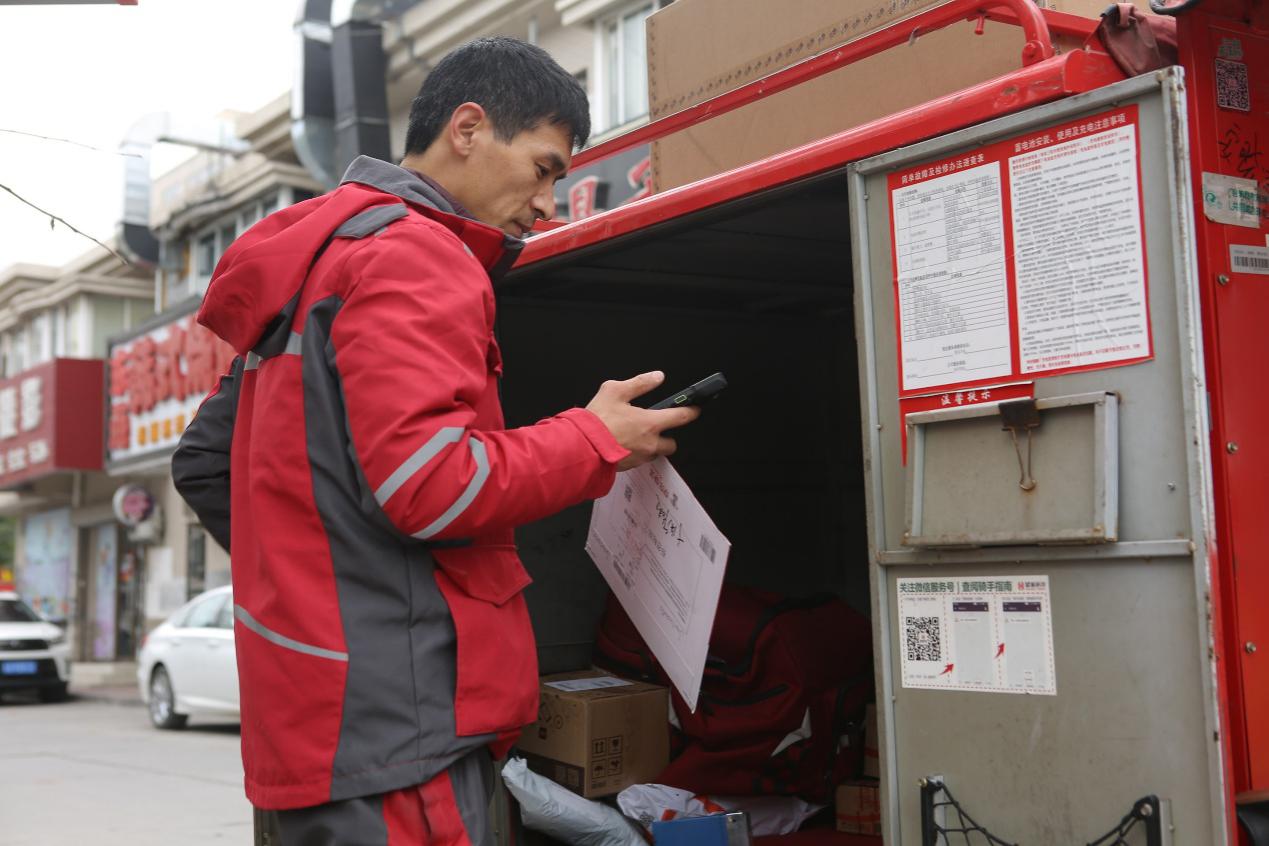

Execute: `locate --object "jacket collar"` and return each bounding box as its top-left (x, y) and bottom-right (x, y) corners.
top-left (339, 156), bottom-right (524, 279)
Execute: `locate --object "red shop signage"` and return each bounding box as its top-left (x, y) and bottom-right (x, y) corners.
top-left (107, 310), bottom-right (235, 465)
top-left (0, 359), bottom-right (105, 489)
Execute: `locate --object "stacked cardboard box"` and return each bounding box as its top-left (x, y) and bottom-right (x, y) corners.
top-left (836, 780), bottom-right (883, 835)
top-left (516, 670), bottom-right (670, 799)
top-left (645, 0), bottom-right (1149, 191)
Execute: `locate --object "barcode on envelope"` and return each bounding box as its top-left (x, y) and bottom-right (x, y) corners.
top-left (699, 534), bottom-right (716, 563)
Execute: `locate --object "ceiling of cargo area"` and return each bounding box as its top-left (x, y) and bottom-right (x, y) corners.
top-left (502, 173), bottom-right (854, 316)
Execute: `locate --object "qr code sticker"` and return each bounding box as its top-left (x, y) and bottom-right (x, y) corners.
top-left (1215, 59), bottom-right (1250, 112)
top-left (905, 616), bottom-right (942, 662)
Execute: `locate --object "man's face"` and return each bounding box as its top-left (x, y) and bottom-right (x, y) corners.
top-left (462, 120), bottom-right (572, 238)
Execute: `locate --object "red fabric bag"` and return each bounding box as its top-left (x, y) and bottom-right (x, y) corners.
top-left (595, 586), bottom-right (874, 803)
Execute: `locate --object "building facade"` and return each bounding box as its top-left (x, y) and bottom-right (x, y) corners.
top-left (0, 244), bottom-right (155, 662)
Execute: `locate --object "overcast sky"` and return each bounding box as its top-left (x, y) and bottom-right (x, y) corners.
top-left (0, 1), bottom-right (298, 272)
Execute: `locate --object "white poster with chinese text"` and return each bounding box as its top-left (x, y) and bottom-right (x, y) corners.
top-left (898, 575), bottom-right (1056, 695)
top-left (891, 160), bottom-right (1013, 391)
top-left (1010, 123), bottom-right (1150, 374)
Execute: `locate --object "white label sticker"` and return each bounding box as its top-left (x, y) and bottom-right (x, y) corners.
top-left (897, 575), bottom-right (1056, 695)
top-left (1231, 244), bottom-right (1269, 276)
top-left (1203, 172), bottom-right (1264, 228)
top-left (1010, 125), bottom-right (1150, 375)
top-left (545, 676), bottom-right (633, 692)
top-left (891, 162), bottom-right (1013, 391)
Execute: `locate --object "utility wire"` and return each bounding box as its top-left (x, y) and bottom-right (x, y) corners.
top-left (0, 182), bottom-right (130, 268)
top-left (0, 127), bottom-right (142, 158)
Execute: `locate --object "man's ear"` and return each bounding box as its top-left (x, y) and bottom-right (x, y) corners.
top-left (448, 102), bottom-right (487, 159)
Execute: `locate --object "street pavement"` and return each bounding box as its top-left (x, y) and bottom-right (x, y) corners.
top-left (0, 691), bottom-right (251, 845)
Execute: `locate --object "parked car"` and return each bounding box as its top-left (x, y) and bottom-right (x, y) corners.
top-left (0, 591), bottom-right (71, 702)
top-left (137, 585), bottom-right (238, 728)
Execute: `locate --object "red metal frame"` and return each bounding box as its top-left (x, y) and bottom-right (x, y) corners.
top-left (1177, 4), bottom-right (1269, 820)
top-left (568, 0), bottom-right (1100, 175)
top-left (522, 47), bottom-right (1122, 267)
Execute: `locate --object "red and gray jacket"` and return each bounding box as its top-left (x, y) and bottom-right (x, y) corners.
top-left (172, 156), bottom-right (628, 810)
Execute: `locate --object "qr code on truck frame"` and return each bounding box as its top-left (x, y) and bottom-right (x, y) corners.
top-left (1215, 59), bottom-right (1250, 112)
top-left (905, 616), bottom-right (942, 662)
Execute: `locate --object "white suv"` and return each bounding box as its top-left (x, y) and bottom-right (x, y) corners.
top-left (0, 591), bottom-right (71, 702)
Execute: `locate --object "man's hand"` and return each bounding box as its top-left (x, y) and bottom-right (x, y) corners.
top-left (586, 372), bottom-right (701, 471)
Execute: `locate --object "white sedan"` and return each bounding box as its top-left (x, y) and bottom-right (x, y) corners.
top-left (137, 585), bottom-right (239, 729)
top-left (0, 591), bottom-right (71, 702)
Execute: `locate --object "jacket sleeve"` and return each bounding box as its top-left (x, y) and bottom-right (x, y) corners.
top-left (330, 222), bottom-right (629, 541)
top-left (172, 357), bottom-right (242, 551)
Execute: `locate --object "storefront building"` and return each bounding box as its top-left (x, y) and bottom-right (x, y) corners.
top-left (0, 244), bottom-right (155, 662)
top-left (104, 301), bottom-right (237, 632)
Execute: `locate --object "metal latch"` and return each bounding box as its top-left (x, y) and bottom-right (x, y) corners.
top-left (1000, 399), bottom-right (1041, 491)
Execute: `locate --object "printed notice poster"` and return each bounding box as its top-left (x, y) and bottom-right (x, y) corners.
top-left (892, 161), bottom-right (1013, 391)
top-left (586, 457), bottom-right (731, 712)
top-left (889, 105), bottom-right (1152, 397)
top-left (897, 575), bottom-right (1056, 695)
top-left (1010, 123), bottom-right (1150, 374)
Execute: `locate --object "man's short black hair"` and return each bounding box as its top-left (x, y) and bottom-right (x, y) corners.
top-left (404, 37), bottom-right (590, 155)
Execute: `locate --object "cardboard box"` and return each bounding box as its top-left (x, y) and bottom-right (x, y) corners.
top-left (836, 779), bottom-right (883, 835)
top-left (646, 0), bottom-right (1146, 191)
top-left (863, 703), bottom-right (880, 779)
top-left (516, 670), bottom-right (669, 798)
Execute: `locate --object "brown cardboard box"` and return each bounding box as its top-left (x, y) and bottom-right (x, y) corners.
top-left (863, 703), bottom-right (880, 778)
top-left (646, 0), bottom-right (1145, 191)
top-left (836, 779), bottom-right (883, 835)
top-left (516, 670), bottom-right (670, 798)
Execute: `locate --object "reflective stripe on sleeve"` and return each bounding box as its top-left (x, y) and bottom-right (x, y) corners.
top-left (413, 436), bottom-right (489, 540)
top-left (374, 427), bottom-right (464, 506)
top-left (234, 605), bottom-right (348, 662)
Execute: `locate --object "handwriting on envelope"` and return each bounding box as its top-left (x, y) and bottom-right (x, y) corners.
top-left (585, 457), bottom-right (731, 712)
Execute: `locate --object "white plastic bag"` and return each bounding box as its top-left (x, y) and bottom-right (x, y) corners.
top-left (617, 783), bottom-right (823, 836)
top-left (501, 758), bottom-right (646, 846)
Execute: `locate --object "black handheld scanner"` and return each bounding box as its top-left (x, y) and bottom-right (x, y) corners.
top-left (649, 372), bottom-right (728, 410)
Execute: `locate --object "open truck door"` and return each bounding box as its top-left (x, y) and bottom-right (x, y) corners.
top-left (850, 69), bottom-right (1223, 843)
top-left (504, 0), bottom-right (1269, 839)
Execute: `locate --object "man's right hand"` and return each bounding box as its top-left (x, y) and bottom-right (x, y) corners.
top-left (585, 372), bottom-right (702, 471)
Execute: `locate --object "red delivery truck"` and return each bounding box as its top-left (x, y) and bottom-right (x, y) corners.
top-left (494, 0), bottom-right (1269, 842)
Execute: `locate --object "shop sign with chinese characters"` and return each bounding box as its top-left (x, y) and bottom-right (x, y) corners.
top-left (0, 359), bottom-right (105, 488)
top-left (107, 308), bottom-right (235, 466)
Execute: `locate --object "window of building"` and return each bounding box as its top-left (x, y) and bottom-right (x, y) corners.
top-left (196, 233), bottom-right (217, 276)
top-left (219, 222), bottom-right (237, 256)
top-left (597, 1), bottom-right (664, 133)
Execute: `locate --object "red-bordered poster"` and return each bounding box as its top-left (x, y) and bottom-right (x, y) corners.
top-left (888, 105), bottom-right (1153, 398)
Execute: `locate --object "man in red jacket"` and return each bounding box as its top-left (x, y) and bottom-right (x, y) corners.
top-left (173, 37), bottom-right (696, 845)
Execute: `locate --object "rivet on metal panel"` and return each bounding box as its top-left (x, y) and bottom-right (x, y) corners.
top-left (1167, 482), bottom-right (1177, 490)
top-left (1227, 441), bottom-right (1239, 454)
top-left (1139, 801), bottom-right (1154, 817)
top-left (1247, 642), bottom-right (1258, 654)
top-left (1217, 273), bottom-right (1230, 286)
